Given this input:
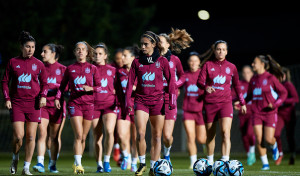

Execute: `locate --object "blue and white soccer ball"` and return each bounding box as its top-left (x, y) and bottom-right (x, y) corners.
top-left (193, 158), bottom-right (212, 176)
top-left (153, 159), bottom-right (173, 176)
top-left (212, 160), bottom-right (228, 176)
top-left (226, 160), bottom-right (244, 176)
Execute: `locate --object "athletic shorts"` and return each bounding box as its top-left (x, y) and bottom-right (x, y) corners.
top-left (41, 106), bottom-right (66, 124)
top-left (117, 108), bottom-right (135, 123)
top-left (252, 113), bottom-right (277, 128)
top-left (68, 103), bottom-right (94, 120)
top-left (204, 102), bottom-right (233, 123)
top-left (164, 103), bottom-right (177, 120)
top-left (10, 100), bottom-right (41, 123)
top-left (134, 102), bottom-right (165, 116)
top-left (94, 104), bottom-right (117, 119)
top-left (183, 111), bottom-right (204, 125)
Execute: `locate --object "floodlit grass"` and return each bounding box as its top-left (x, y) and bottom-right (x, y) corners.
top-left (0, 152), bottom-right (299, 175)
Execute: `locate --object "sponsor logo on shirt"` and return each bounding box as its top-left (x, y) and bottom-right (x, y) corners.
top-left (47, 77), bottom-right (57, 84)
top-left (101, 78), bottom-right (108, 87)
top-left (141, 72), bottom-right (155, 87)
top-left (186, 84), bottom-right (199, 97)
top-left (74, 76), bottom-right (86, 90)
top-left (16, 65), bottom-right (20, 68)
top-left (71, 70), bottom-right (76, 72)
top-left (253, 87), bottom-right (263, 100)
top-left (17, 73), bottom-right (32, 89)
top-left (211, 68), bottom-right (215, 71)
top-left (212, 75), bottom-right (226, 90)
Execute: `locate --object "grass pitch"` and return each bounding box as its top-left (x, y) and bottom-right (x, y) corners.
top-left (0, 152), bottom-right (299, 175)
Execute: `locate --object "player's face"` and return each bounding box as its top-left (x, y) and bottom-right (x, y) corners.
top-left (188, 55), bottom-right (201, 72)
top-left (94, 47), bottom-right (107, 64)
top-left (22, 41), bottom-right (35, 58)
top-left (41, 46), bottom-right (55, 63)
top-left (114, 52), bottom-right (123, 68)
top-left (252, 57), bottom-right (264, 72)
top-left (242, 67), bottom-right (253, 82)
top-left (122, 49), bottom-right (134, 66)
top-left (140, 37), bottom-right (155, 55)
top-left (159, 36), bottom-right (170, 52)
top-left (75, 43), bottom-right (88, 62)
top-left (214, 43), bottom-right (228, 60)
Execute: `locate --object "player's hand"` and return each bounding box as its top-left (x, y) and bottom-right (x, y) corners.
top-left (241, 105), bottom-right (247, 115)
top-left (128, 106), bottom-right (133, 116)
top-left (233, 101), bottom-right (241, 110)
top-left (5, 100), bottom-right (12, 109)
top-left (55, 99), bottom-right (61, 110)
top-left (82, 85), bottom-right (93, 92)
top-left (268, 103), bottom-right (273, 109)
top-left (39, 97), bottom-right (47, 108)
top-left (206, 86), bottom-right (215, 94)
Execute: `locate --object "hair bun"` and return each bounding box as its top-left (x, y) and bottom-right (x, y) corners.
top-left (19, 30), bottom-right (35, 45)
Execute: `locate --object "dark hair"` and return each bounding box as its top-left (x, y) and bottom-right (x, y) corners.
top-left (74, 41), bottom-right (94, 63)
top-left (256, 55), bottom-right (284, 81)
top-left (19, 31), bottom-right (35, 46)
top-left (281, 67), bottom-right (291, 82)
top-left (159, 28), bottom-right (194, 54)
top-left (45, 44), bottom-right (64, 60)
top-left (141, 31), bottom-right (164, 55)
top-left (214, 40), bottom-right (228, 50)
top-left (94, 42), bottom-right (109, 56)
top-left (124, 45), bottom-right (139, 58)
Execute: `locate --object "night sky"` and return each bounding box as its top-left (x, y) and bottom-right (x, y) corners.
top-left (142, 1), bottom-right (300, 70)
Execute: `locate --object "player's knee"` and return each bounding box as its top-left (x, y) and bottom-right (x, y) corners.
top-left (197, 136), bottom-right (206, 144)
top-left (221, 131), bottom-right (231, 141)
top-left (137, 131), bottom-right (146, 141)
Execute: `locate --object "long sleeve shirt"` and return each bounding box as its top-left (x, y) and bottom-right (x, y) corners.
top-left (245, 71), bottom-right (287, 115)
top-left (2, 56), bottom-right (48, 102)
top-left (278, 81), bottom-right (299, 113)
top-left (56, 61), bottom-right (101, 105)
top-left (182, 69), bottom-right (204, 112)
top-left (197, 59), bottom-right (245, 105)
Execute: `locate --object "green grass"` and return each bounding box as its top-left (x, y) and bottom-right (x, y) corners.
top-left (0, 152), bottom-right (299, 175)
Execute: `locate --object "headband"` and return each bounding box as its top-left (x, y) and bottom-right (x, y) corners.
top-left (143, 34), bottom-right (156, 43)
top-left (76, 41), bottom-right (88, 49)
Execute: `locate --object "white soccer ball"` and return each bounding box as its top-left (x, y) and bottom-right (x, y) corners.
top-left (193, 158), bottom-right (212, 176)
top-left (153, 159), bottom-right (173, 176)
top-left (226, 160), bottom-right (244, 176)
top-left (212, 160), bottom-right (228, 176)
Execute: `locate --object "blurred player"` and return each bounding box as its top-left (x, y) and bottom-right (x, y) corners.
top-left (92, 43), bottom-right (118, 173)
top-left (158, 28), bottom-right (193, 163)
top-left (233, 65), bottom-right (256, 165)
top-left (274, 67), bottom-right (299, 165)
top-left (116, 46), bottom-right (139, 172)
top-left (32, 44), bottom-right (66, 173)
top-left (182, 52), bottom-right (207, 168)
top-left (125, 31), bottom-right (175, 176)
top-left (2, 31), bottom-right (48, 175)
top-left (245, 55), bottom-right (287, 170)
top-left (54, 41), bottom-right (101, 174)
top-left (197, 40), bottom-right (247, 165)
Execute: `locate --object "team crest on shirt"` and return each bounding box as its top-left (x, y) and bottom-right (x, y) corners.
top-left (169, 61), bottom-right (174, 68)
top-left (263, 79), bottom-right (268, 85)
top-left (155, 61), bottom-right (160, 68)
top-left (107, 69), bottom-right (112, 76)
top-left (56, 69), bottom-right (61, 75)
top-left (85, 67), bottom-right (90, 73)
top-left (241, 86), bottom-right (245, 90)
top-left (32, 64), bottom-right (37, 71)
top-left (226, 67), bottom-right (230, 74)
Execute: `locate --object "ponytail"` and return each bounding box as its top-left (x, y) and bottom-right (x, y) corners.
top-left (159, 28), bottom-right (194, 54)
top-left (256, 54), bottom-right (284, 81)
top-left (124, 45), bottom-right (139, 58)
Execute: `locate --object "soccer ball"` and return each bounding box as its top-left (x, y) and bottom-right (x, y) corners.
top-left (193, 158), bottom-right (212, 176)
top-left (212, 160), bottom-right (228, 176)
top-left (226, 160), bottom-right (244, 176)
top-left (153, 159), bottom-right (173, 176)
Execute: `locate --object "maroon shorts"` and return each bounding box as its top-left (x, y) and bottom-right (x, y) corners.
top-left (117, 108), bottom-right (135, 123)
top-left (203, 102), bottom-right (233, 123)
top-left (164, 103), bottom-right (177, 120)
top-left (41, 106), bottom-right (66, 124)
top-left (10, 100), bottom-right (41, 123)
top-left (252, 113), bottom-right (277, 128)
top-left (134, 102), bottom-right (165, 116)
top-left (183, 111), bottom-right (204, 125)
top-left (68, 103), bottom-right (94, 120)
top-left (94, 104), bottom-right (117, 119)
